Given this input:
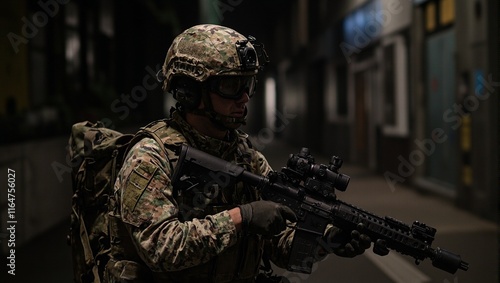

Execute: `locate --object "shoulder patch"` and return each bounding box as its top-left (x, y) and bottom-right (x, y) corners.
top-left (122, 162), bottom-right (158, 212)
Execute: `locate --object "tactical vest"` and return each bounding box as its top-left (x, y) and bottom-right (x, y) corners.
top-left (107, 119), bottom-right (266, 283)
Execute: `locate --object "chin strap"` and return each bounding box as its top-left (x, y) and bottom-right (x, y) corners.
top-left (190, 107), bottom-right (247, 128)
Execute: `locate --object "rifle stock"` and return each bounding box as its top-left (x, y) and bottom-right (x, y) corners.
top-left (172, 144), bottom-right (469, 275)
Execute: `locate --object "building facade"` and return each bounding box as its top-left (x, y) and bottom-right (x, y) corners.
top-left (263, 0), bottom-right (498, 220)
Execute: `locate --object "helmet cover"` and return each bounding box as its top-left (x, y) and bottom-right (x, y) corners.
top-left (161, 24), bottom-right (262, 92)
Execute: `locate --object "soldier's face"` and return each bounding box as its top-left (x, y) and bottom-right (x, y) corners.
top-left (209, 91), bottom-right (249, 127)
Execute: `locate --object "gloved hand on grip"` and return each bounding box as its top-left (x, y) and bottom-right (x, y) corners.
top-left (239, 200), bottom-right (297, 236)
top-left (322, 226), bottom-right (372, 258)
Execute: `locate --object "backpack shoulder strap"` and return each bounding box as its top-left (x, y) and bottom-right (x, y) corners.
top-left (125, 119), bottom-right (185, 174)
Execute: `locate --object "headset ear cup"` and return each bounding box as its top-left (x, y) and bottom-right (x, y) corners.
top-left (172, 78), bottom-right (202, 110)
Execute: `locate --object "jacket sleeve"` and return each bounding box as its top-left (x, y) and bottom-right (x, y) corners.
top-left (114, 138), bottom-right (239, 272)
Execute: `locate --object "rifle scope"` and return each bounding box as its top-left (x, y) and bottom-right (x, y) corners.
top-left (287, 147), bottom-right (350, 191)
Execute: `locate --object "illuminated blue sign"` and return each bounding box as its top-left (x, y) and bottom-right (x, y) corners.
top-left (343, 0), bottom-right (383, 47)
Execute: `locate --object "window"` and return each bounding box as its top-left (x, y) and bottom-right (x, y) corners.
top-left (381, 36), bottom-right (409, 137)
top-left (423, 0), bottom-right (455, 34)
top-left (383, 44), bottom-right (395, 125)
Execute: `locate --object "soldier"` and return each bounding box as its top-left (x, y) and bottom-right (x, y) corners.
top-left (109, 24), bottom-right (370, 283)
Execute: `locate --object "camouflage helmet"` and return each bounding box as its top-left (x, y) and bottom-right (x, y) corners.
top-left (160, 24), bottom-right (268, 92)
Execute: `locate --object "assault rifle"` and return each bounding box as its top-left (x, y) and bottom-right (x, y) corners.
top-left (171, 144), bottom-right (469, 275)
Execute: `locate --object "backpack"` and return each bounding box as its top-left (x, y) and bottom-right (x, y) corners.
top-left (67, 120), bottom-right (169, 283)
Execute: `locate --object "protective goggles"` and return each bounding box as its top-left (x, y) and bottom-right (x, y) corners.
top-left (208, 76), bottom-right (257, 99)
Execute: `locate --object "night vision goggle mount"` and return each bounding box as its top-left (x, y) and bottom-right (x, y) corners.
top-left (236, 36), bottom-right (270, 71)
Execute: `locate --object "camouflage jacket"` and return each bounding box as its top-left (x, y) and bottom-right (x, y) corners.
top-left (112, 111), bottom-right (295, 283)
